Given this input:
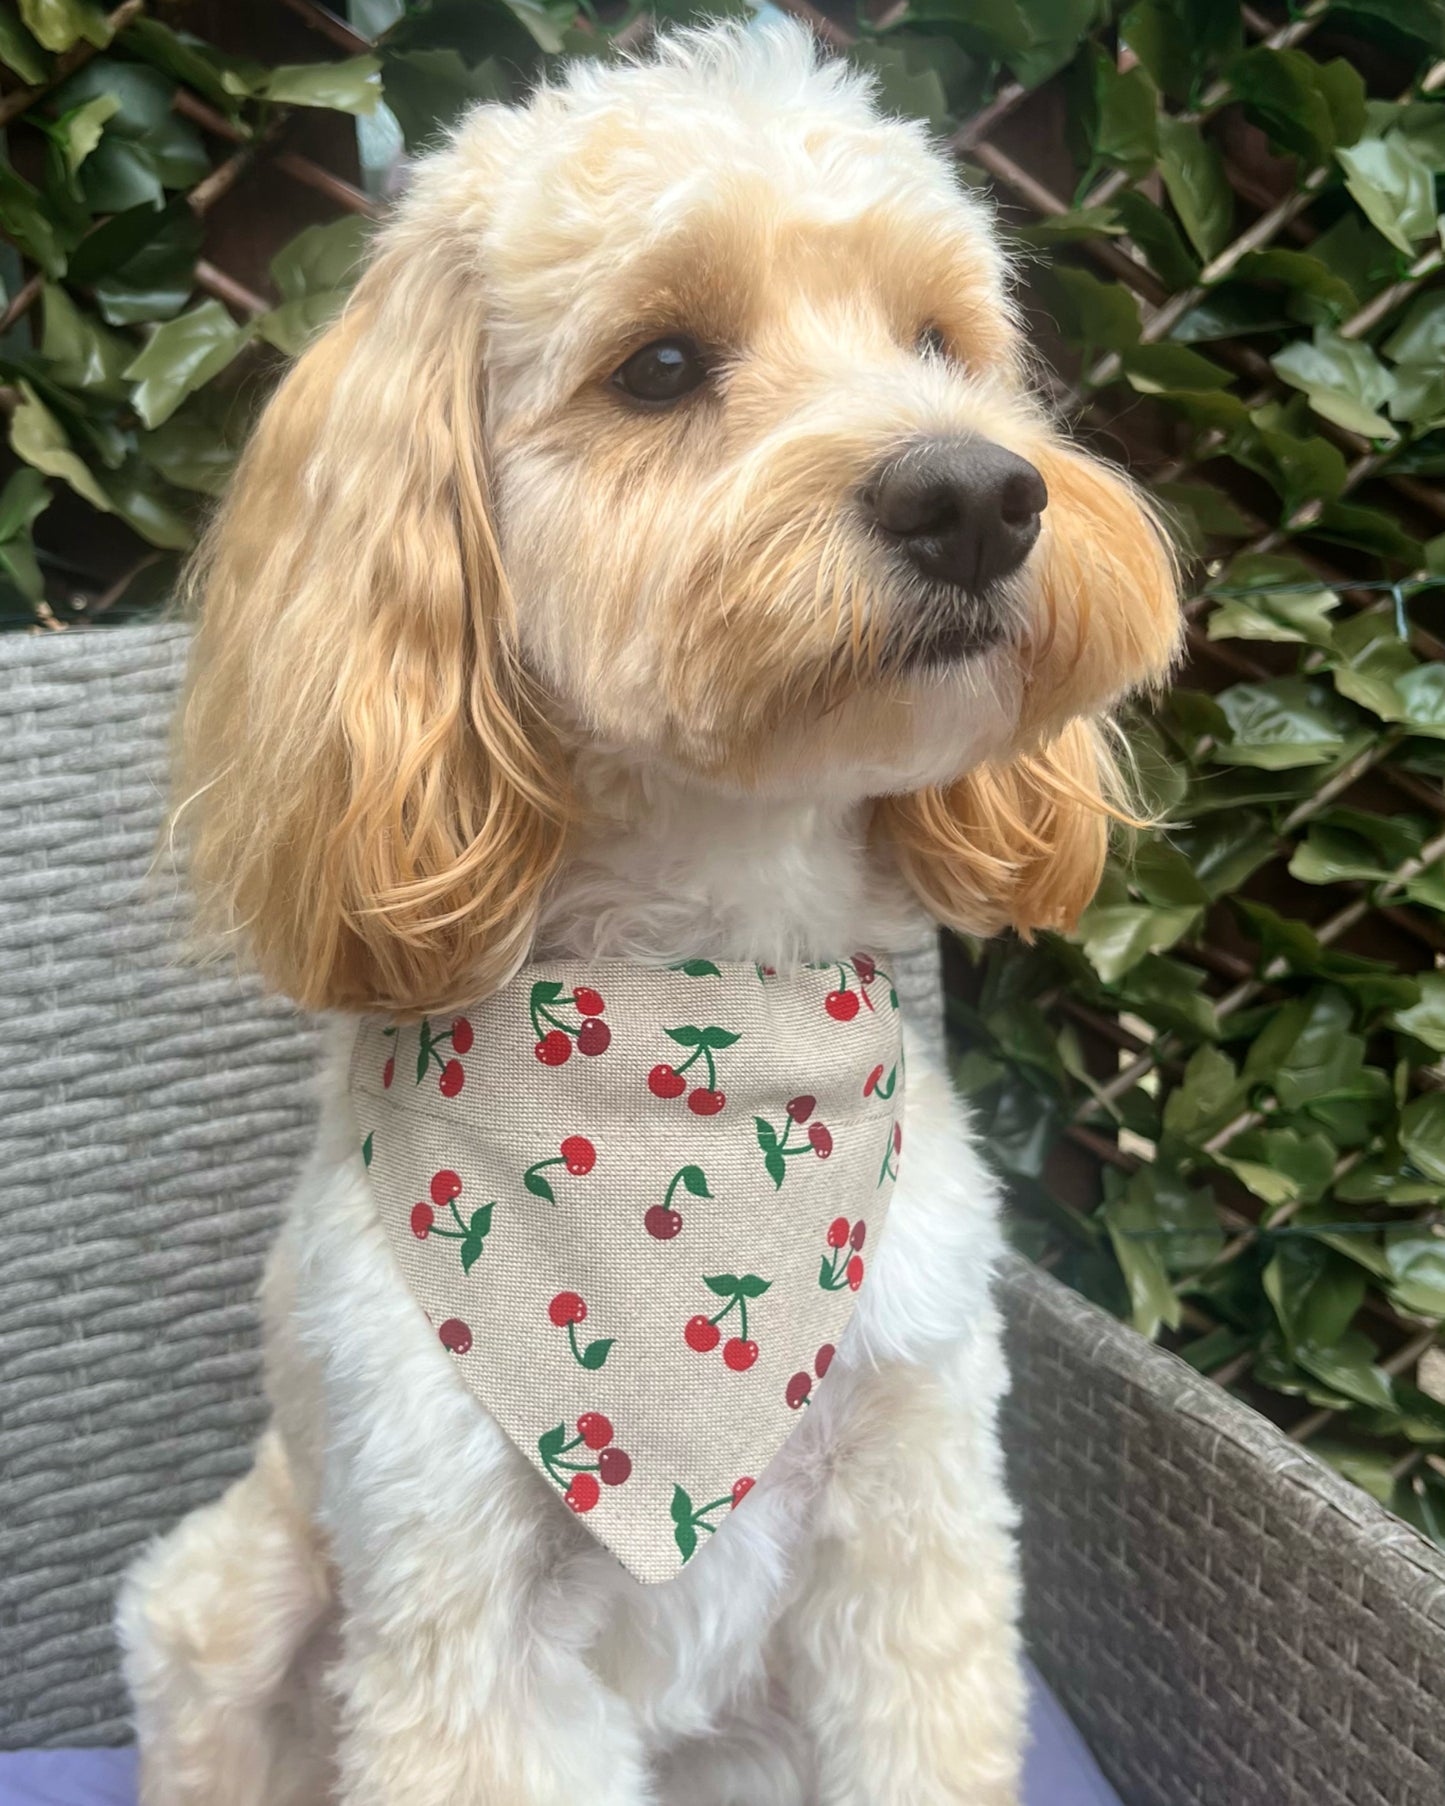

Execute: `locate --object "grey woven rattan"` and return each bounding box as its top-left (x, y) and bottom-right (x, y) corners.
top-left (3, 623), bottom-right (1445, 1805)
top-left (0, 622), bottom-right (319, 1748)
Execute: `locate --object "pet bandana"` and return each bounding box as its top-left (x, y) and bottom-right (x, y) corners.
top-left (350, 954), bottom-right (904, 1584)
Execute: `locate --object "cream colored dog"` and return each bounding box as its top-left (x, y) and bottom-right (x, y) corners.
top-left (118, 22), bottom-right (1178, 1805)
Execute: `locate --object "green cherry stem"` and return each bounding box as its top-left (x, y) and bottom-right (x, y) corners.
top-left (427, 1225), bottom-right (467, 1241)
top-left (664, 1170), bottom-right (691, 1210)
top-left (670, 1045), bottom-right (717, 1088)
top-left (566, 1321), bottom-right (588, 1363)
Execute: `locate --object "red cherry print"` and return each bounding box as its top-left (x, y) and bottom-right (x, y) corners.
top-left (645, 1205), bottom-right (683, 1240)
top-left (731, 1476), bottom-right (755, 1508)
top-left (809, 1122), bottom-right (833, 1158)
top-left (786, 1094), bottom-right (816, 1123)
top-left (548, 1291), bottom-right (586, 1328)
top-left (815, 1343), bottom-right (835, 1378)
top-left (649, 1064), bottom-right (686, 1099)
top-left (786, 1371), bottom-right (812, 1409)
top-left (382, 1057), bottom-right (395, 1089)
top-left (826, 1216), bottom-right (850, 1249)
top-left (450, 1016), bottom-right (474, 1054)
top-left (853, 953), bottom-right (877, 982)
top-left (565, 1472), bottom-right (600, 1514)
top-left (688, 1088), bottom-right (726, 1116)
top-left (430, 1169), bottom-right (462, 1206)
top-left (438, 1318), bottom-right (471, 1355)
top-left (685, 1315), bottom-right (721, 1353)
top-left (863, 1063), bottom-right (883, 1097)
top-left (825, 990), bottom-right (860, 1022)
top-left (577, 1412), bottom-right (613, 1451)
top-left (723, 1337), bottom-right (759, 1372)
top-left (577, 1018), bottom-right (611, 1056)
top-left (438, 1058), bottom-right (464, 1097)
top-left (561, 1134), bottom-right (596, 1176)
top-left (598, 1447), bottom-right (632, 1486)
top-left (410, 1202), bottom-right (434, 1239)
top-left (847, 1255), bottom-right (865, 1291)
top-left (573, 987), bottom-right (605, 1018)
top-left (850, 1220), bottom-right (866, 1251)
top-left (536, 1031), bottom-right (572, 1066)
top-left (893, 1122), bottom-right (903, 1154)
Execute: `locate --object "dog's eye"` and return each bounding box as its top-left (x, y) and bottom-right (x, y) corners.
top-left (917, 324), bottom-right (951, 360)
top-left (612, 337), bottom-right (709, 406)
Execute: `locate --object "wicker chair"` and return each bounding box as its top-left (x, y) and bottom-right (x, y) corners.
top-left (4, 622), bottom-right (1445, 1805)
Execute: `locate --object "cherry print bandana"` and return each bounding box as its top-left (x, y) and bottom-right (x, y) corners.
top-left (350, 954), bottom-right (903, 1585)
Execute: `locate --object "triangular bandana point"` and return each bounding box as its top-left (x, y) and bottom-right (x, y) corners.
top-left (351, 954), bottom-right (903, 1584)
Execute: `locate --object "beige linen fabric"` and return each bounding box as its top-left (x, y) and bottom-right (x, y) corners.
top-left (350, 954), bottom-right (904, 1584)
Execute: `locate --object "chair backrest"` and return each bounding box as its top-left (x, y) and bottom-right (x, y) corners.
top-left (0, 623), bottom-right (320, 1748)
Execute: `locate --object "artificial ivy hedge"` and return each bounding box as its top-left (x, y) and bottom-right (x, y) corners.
top-left (2, 0), bottom-right (1444, 1535)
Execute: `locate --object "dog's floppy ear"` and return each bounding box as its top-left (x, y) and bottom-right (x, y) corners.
top-left (174, 230), bottom-right (567, 1016)
top-left (877, 442), bottom-right (1179, 938)
top-left (877, 718), bottom-right (1116, 938)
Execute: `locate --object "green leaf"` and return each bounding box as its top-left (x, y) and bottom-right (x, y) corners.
top-left (1157, 115), bottom-right (1234, 260)
top-left (1391, 972), bottom-right (1445, 1053)
top-left (1295, 1329), bottom-right (1395, 1412)
top-left (1111, 189), bottom-right (1200, 288)
top-left (1227, 48), bottom-right (1364, 163)
top-left (18, 0), bottom-right (108, 52)
top-left (670, 1483), bottom-right (694, 1525)
top-left (847, 40), bottom-right (951, 131)
top-left (539, 1422), bottom-right (568, 1461)
top-left (8, 380), bottom-right (111, 513)
top-left (468, 1204), bottom-right (493, 1237)
top-left (460, 1233), bottom-right (485, 1273)
top-left (136, 394), bottom-right (237, 498)
top-left (1121, 342), bottom-right (1233, 394)
top-left (54, 62), bottom-right (208, 212)
top-left (0, 5), bottom-right (47, 83)
top-left (699, 1027), bottom-right (740, 1049)
top-left (259, 216), bottom-right (371, 355)
top-left (1039, 264), bottom-right (1141, 355)
top-left (361, 1131), bottom-right (372, 1168)
top-left (765, 1149), bottom-right (786, 1189)
top-left (1121, 0), bottom-right (1241, 105)
top-left (124, 300), bottom-right (252, 429)
top-left (736, 1275), bottom-right (770, 1298)
top-left (674, 1520), bottom-right (698, 1563)
top-left (0, 466), bottom-right (50, 601)
top-left (1217, 1127), bottom-right (1336, 1206)
top-left (122, 18), bottom-right (245, 113)
top-left (381, 46), bottom-right (509, 146)
top-left (1074, 902), bottom-right (1199, 981)
top-left (1264, 1241), bottom-right (1365, 1345)
top-left (1169, 813), bottom-right (1277, 899)
top-left (1329, 612), bottom-right (1419, 721)
top-left (1271, 989), bottom-right (1367, 1112)
top-left (1069, 42), bottom-right (1158, 177)
top-left (1400, 1093), bottom-right (1445, 1185)
top-left (74, 199), bottom-right (202, 325)
top-left (50, 91), bottom-right (118, 177)
top-left (1337, 129), bottom-right (1438, 255)
top-left (579, 1337), bottom-right (613, 1370)
top-left (754, 1117), bottom-right (778, 1154)
top-left (1212, 677), bottom-right (1366, 770)
top-left (264, 55), bottom-right (382, 115)
top-left (98, 456), bottom-right (194, 551)
top-left (1208, 570), bottom-right (1337, 647)
top-left (676, 959), bottom-right (721, 977)
top-left (1271, 329), bottom-right (1396, 440)
top-left (666, 1026), bottom-right (704, 1048)
top-left (39, 282), bottom-right (130, 397)
top-left (523, 1169), bottom-right (555, 1204)
top-left (703, 1275), bottom-right (739, 1297)
top-left (0, 161), bottom-right (67, 275)
top-left (1102, 1174), bottom-right (1182, 1340)
top-left (1163, 1045), bottom-right (1246, 1139)
top-left (678, 1166), bottom-right (711, 1199)
top-left (1289, 810), bottom-right (1425, 886)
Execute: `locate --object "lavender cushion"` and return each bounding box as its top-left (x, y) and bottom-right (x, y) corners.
top-left (0, 1667), bottom-right (1121, 1805)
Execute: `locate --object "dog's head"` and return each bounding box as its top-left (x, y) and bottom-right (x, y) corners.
top-left (178, 22), bottom-right (1180, 1014)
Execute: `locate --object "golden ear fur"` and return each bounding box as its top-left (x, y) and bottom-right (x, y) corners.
top-left (173, 242), bottom-right (568, 1016)
top-left (879, 445), bottom-right (1180, 938)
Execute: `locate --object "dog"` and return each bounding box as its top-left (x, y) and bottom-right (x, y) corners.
top-left (118, 21), bottom-right (1179, 1805)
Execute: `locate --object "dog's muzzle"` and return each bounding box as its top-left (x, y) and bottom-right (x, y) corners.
top-left (862, 434), bottom-right (1047, 659)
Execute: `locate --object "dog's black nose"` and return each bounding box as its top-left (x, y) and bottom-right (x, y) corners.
top-left (864, 436), bottom-right (1047, 592)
